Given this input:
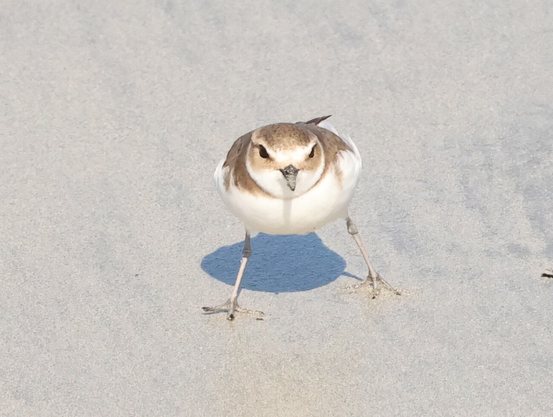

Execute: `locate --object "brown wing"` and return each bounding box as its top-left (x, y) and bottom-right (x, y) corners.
top-left (223, 131), bottom-right (252, 169)
top-left (222, 130), bottom-right (268, 195)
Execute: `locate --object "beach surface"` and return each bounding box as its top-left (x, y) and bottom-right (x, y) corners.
top-left (1, 1), bottom-right (552, 415)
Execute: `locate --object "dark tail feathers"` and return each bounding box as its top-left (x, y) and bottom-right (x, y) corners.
top-left (299, 115), bottom-right (332, 125)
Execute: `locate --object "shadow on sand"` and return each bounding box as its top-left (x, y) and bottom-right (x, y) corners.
top-left (201, 233), bottom-right (358, 293)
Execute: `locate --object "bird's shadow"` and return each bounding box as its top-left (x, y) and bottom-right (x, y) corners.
top-left (201, 233), bottom-right (358, 293)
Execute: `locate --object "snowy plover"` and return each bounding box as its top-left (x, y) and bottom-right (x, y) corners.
top-left (203, 115), bottom-right (398, 320)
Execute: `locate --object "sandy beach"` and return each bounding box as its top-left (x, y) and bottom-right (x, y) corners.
top-left (1, 1), bottom-right (552, 415)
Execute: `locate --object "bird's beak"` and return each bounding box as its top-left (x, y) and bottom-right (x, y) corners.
top-left (280, 164), bottom-right (299, 191)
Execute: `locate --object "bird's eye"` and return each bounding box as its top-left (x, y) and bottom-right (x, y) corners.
top-left (259, 145), bottom-right (269, 159)
top-left (309, 144), bottom-right (316, 158)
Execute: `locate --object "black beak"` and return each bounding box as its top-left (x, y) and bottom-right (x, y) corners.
top-left (279, 164), bottom-right (299, 191)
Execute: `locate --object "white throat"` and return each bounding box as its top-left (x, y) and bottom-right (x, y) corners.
top-left (246, 155), bottom-right (325, 199)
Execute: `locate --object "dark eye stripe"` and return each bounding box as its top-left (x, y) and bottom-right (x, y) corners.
top-left (309, 144), bottom-right (316, 158)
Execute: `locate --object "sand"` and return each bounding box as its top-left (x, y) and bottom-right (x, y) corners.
top-left (1, 0), bottom-right (552, 415)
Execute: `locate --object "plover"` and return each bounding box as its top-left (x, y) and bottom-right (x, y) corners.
top-left (203, 115), bottom-right (398, 320)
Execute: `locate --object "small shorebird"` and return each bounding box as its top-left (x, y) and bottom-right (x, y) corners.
top-left (203, 116), bottom-right (398, 320)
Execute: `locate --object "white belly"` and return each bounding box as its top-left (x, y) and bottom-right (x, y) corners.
top-left (218, 168), bottom-right (357, 235)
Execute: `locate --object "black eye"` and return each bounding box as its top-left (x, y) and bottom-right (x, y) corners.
top-left (309, 144), bottom-right (316, 158)
top-left (259, 145), bottom-right (269, 159)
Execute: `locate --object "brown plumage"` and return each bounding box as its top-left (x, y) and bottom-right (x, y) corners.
top-left (222, 116), bottom-right (352, 195)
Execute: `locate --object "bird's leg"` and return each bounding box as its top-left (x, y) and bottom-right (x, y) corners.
top-left (346, 216), bottom-right (400, 297)
top-left (202, 232), bottom-right (264, 320)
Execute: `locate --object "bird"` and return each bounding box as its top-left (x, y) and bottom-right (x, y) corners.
top-left (203, 115), bottom-right (398, 320)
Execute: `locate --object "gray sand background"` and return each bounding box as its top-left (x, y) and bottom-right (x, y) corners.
top-left (1, 1), bottom-right (553, 416)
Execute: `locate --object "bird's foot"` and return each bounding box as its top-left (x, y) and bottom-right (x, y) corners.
top-left (202, 299), bottom-right (264, 321)
top-left (355, 274), bottom-right (401, 299)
